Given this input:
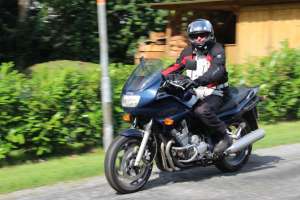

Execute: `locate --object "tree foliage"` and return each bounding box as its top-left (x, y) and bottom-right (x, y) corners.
top-left (106, 0), bottom-right (169, 61)
top-left (0, 0), bottom-right (169, 67)
top-left (0, 0), bottom-right (18, 63)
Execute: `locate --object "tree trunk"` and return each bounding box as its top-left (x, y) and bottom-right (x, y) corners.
top-left (16, 0), bottom-right (30, 69)
top-left (18, 0), bottom-right (30, 23)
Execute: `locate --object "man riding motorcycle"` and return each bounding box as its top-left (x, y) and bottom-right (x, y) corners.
top-left (162, 19), bottom-right (232, 154)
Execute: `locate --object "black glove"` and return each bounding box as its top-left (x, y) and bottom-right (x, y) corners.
top-left (164, 74), bottom-right (196, 90)
top-left (178, 78), bottom-right (196, 89)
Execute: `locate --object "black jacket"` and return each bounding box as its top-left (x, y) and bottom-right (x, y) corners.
top-left (162, 42), bottom-right (228, 88)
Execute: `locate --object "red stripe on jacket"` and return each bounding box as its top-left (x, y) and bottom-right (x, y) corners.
top-left (161, 55), bottom-right (194, 76)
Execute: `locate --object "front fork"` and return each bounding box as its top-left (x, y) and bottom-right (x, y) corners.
top-left (134, 119), bottom-right (153, 167)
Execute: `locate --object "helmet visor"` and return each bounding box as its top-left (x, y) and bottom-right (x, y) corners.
top-left (188, 32), bottom-right (210, 40)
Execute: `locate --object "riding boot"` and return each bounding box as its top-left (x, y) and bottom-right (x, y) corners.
top-left (213, 130), bottom-right (233, 154)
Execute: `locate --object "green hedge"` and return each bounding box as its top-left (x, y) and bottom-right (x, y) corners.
top-left (0, 61), bottom-right (134, 163)
top-left (0, 44), bottom-right (299, 162)
top-left (228, 43), bottom-right (300, 122)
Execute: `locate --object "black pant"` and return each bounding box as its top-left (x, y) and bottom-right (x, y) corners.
top-left (193, 95), bottom-right (227, 137)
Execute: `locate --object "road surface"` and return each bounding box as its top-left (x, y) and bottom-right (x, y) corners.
top-left (1, 143), bottom-right (300, 200)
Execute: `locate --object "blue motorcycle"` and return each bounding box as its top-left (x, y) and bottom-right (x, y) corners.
top-left (105, 59), bottom-right (265, 194)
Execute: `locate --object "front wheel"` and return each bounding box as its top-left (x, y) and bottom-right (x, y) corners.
top-left (104, 136), bottom-right (153, 194)
top-left (215, 120), bottom-right (252, 172)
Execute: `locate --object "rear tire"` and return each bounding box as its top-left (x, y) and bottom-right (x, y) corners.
top-left (215, 120), bottom-right (252, 172)
top-left (105, 136), bottom-right (153, 194)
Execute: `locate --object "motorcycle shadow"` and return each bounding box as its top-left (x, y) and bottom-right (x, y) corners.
top-left (145, 153), bottom-right (283, 190)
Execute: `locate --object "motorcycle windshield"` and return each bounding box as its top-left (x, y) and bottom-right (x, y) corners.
top-left (125, 59), bottom-right (163, 92)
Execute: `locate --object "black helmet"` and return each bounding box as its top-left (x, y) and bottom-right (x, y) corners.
top-left (187, 19), bottom-right (215, 50)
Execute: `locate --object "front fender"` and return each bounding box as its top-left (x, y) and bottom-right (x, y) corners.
top-left (120, 128), bottom-right (144, 138)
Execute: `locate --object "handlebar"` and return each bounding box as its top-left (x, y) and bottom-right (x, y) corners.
top-left (161, 79), bottom-right (195, 92)
top-left (166, 80), bottom-right (186, 90)
top-left (184, 81), bottom-right (196, 90)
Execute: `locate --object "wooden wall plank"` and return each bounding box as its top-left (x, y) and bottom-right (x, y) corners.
top-left (236, 3), bottom-right (300, 63)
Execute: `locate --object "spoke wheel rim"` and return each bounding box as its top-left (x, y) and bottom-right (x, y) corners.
top-left (114, 139), bottom-right (152, 189)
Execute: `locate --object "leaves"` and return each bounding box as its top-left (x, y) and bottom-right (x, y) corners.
top-left (228, 43), bottom-right (300, 122)
top-left (0, 60), bottom-right (134, 162)
top-left (1, 0), bottom-right (169, 67)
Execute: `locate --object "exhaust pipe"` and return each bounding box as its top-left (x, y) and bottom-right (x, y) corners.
top-left (225, 129), bottom-right (265, 154)
top-left (166, 140), bottom-right (180, 171)
top-left (160, 142), bottom-right (173, 172)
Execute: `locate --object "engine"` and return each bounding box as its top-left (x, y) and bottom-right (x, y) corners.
top-left (170, 120), bottom-right (210, 163)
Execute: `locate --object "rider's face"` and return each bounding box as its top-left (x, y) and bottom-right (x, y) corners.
top-left (190, 32), bottom-right (209, 42)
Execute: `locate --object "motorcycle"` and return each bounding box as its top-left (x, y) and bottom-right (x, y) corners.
top-left (104, 59), bottom-right (265, 194)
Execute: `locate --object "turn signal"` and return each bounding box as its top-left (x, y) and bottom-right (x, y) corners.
top-left (122, 113), bottom-right (132, 122)
top-left (163, 118), bottom-right (174, 126)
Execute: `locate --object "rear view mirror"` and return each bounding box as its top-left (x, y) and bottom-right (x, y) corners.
top-left (186, 59), bottom-right (196, 70)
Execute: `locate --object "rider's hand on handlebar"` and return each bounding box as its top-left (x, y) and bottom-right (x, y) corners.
top-left (178, 78), bottom-right (196, 89)
top-left (163, 73), bottom-right (196, 90)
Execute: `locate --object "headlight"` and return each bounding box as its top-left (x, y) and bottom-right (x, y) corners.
top-left (121, 95), bottom-right (140, 107)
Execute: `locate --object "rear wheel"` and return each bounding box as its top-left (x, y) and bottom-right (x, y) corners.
top-left (104, 136), bottom-right (153, 194)
top-left (215, 120), bottom-right (252, 172)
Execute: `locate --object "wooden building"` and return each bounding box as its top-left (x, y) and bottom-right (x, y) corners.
top-left (135, 0), bottom-right (300, 64)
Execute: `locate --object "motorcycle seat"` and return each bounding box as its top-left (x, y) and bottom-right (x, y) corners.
top-left (218, 87), bottom-right (252, 114)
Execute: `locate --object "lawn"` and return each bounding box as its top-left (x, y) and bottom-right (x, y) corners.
top-left (254, 121), bottom-right (300, 149)
top-left (0, 149), bottom-right (104, 194)
top-left (0, 121), bottom-right (300, 194)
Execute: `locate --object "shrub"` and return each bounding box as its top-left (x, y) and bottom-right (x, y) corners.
top-left (0, 61), bottom-right (134, 162)
top-left (0, 62), bottom-right (28, 160)
top-left (228, 43), bottom-right (300, 122)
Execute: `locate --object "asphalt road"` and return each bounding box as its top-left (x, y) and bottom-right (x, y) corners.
top-left (1, 143), bottom-right (300, 200)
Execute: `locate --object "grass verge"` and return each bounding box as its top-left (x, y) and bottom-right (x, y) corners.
top-left (255, 120), bottom-right (300, 149)
top-left (1, 121), bottom-right (300, 194)
top-left (0, 149), bottom-right (104, 194)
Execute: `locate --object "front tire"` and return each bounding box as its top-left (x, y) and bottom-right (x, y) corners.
top-left (215, 120), bottom-right (252, 172)
top-left (104, 136), bottom-right (153, 194)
